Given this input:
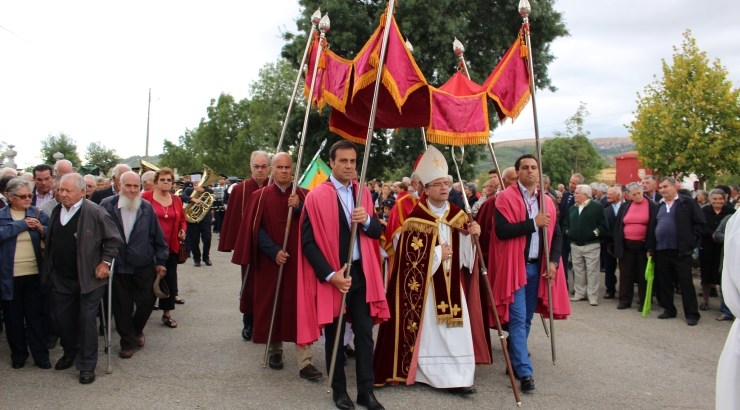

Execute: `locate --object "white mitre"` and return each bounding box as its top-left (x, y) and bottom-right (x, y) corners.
top-left (416, 146), bottom-right (448, 185)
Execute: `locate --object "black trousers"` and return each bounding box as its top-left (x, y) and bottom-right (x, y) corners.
top-left (214, 211), bottom-right (225, 233)
top-left (0, 274), bottom-right (49, 365)
top-left (655, 250), bottom-right (700, 320)
top-left (187, 221), bottom-right (211, 262)
top-left (159, 253), bottom-right (179, 311)
top-left (618, 240), bottom-right (647, 306)
top-left (561, 237), bottom-right (572, 289)
top-left (51, 272), bottom-right (106, 372)
top-left (323, 262), bottom-right (374, 395)
top-left (112, 270), bottom-right (157, 350)
top-left (603, 244), bottom-right (618, 295)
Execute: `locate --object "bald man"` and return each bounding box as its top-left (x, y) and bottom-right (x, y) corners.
top-left (54, 160), bottom-right (74, 176)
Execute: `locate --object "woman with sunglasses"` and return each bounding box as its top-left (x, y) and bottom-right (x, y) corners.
top-left (0, 178), bottom-right (51, 369)
top-left (141, 168), bottom-right (186, 328)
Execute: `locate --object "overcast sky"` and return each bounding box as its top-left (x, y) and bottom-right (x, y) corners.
top-left (2, 0), bottom-right (739, 168)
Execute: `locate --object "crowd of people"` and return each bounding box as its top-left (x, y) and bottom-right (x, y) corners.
top-left (1, 149), bottom-right (739, 409)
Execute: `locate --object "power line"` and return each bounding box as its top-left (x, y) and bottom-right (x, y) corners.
top-left (493, 110), bottom-right (634, 136)
top-left (0, 25), bottom-right (38, 47)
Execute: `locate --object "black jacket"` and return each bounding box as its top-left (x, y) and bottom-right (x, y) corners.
top-left (90, 186), bottom-right (115, 205)
top-left (603, 202), bottom-right (619, 242)
top-left (613, 199), bottom-right (657, 259)
top-left (181, 186), bottom-right (214, 225)
top-left (448, 188), bottom-right (465, 210)
top-left (646, 194), bottom-right (706, 257)
top-left (100, 195), bottom-right (169, 273)
top-left (302, 196), bottom-right (382, 282)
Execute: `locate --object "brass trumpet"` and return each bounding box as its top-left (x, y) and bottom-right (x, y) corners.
top-left (184, 165), bottom-right (221, 223)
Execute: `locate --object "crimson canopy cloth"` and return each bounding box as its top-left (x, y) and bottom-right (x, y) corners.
top-left (304, 15), bottom-right (532, 146)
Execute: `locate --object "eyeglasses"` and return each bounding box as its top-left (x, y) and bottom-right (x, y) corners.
top-left (251, 165), bottom-right (269, 170)
top-left (13, 194), bottom-right (33, 200)
top-left (158, 178), bottom-right (172, 182)
top-left (427, 181), bottom-right (451, 189)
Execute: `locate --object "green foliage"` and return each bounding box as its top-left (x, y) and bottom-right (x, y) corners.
top-left (281, 0), bottom-right (568, 180)
top-left (541, 102), bottom-right (605, 184)
top-left (628, 30), bottom-right (740, 182)
top-left (40, 132), bottom-right (82, 168)
top-left (85, 142), bottom-right (122, 175)
top-left (120, 155), bottom-right (161, 169)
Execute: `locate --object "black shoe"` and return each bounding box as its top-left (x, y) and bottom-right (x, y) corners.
top-left (241, 314), bottom-right (253, 341)
top-left (346, 346), bottom-right (356, 359)
top-left (658, 312), bottom-right (676, 319)
top-left (12, 361), bottom-right (25, 369)
top-left (204, 259), bottom-right (212, 266)
top-left (617, 304), bottom-right (631, 310)
top-left (194, 261), bottom-right (201, 267)
top-left (79, 371), bottom-right (95, 384)
top-left (55, 355), bottom-right (75, 370)
top-left (447, 387), bottom-right (476, 395)
top-left (333, 391), bottom-right (355, 409)
top-left (268, 354), bottom-right (283, 370)
top-left (520, 376), bottom-right (535, 392)
top-left (687, 318), bottom-right (699, 326)
top-left (99, 324), bottom-right (105, 336)
top-left (604, 293), bottom-right (615, 299)
top-left (637, 304), bottom-right (643, 313)
top-left (357, 390), bottom-right (385, 409)
top-left (152, 304), bottom-right (160, 311)
top-left (710, 288), bottom-right (719, 297)
top-left (36, 361), bottom-right (52, 369)
top-left (46, 336), bottom-right (58, 350)
top-left (699, 303), bottom-right (708, 311)
top-left (299, 364), bottom-right (323, 381)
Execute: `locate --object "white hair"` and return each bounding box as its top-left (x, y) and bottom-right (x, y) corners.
top-left (402, 177), bottom-right (411, 185)
top-left (119, 194), bottom-right (142, 210)
top-left (84, 174), bottom-right (95, 183)
top-left (2, 168), bottom-right (18, 177)
top-left (250, 151), bottom-right (270, 165)
top-left (577, 184), bottom-right (592, 198)
top-left (6, 177), bottom-right (33, 198)
top-left (61, 173), bottom-right (85, 191)
top-left (598, 183), bottom-right (608, 194)
top-left (141, 170), bottom-right (155, 184)
top-left (111, 164), bottom-right (132, 179)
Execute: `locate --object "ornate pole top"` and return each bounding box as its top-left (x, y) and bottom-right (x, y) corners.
top-left (453, 37), bottom-right (465, 56)
top-left (405, 39), bottom-right (414, 54)
top-left (519, 0), bottom-right (531, 18)
top-left (311, 8), bottom-right (321, 25)
top-left (319, 14), bottom-right (330, 34)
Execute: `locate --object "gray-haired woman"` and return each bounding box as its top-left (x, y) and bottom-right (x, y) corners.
top-left (699, 189), bottom-right (735, 310)
top-left (0, 178), bottom-right (51, 369)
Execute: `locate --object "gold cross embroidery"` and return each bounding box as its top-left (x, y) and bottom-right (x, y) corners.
top-left (406, 319), bottom-right (418, 332)
top-left (450, 304), bottom-right (461, 317)
top-left (437, 301), bottom-right (449, 313)
top-left (432, 157), bottom-right (442, 169)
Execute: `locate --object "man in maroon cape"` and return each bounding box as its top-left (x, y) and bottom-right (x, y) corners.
top-left (237, 153), bottom-right (322, 381)
top-left (219, 151), bottom-right (269, 341)
top-left (493, 154), bottom-right (570, 393)
top-left (373, 146), bottom-right (489, 395)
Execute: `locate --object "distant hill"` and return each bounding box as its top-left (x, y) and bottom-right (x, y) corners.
top-left (475, 136), bottom-right (635, 172)
top-left (121, 155), bottom-right (161, 168)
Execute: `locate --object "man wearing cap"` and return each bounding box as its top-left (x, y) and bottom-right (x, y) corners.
top-left (220, 151), bottom-right (270, 341)
top-left (212, 175), bottom-right (228, 234)
top-left (100, 172), bottom-right (168, 359)
top-left (374, 146), bottom-right (489, 395)
top-left (297, 140), bottom-right (388, 410)
top-left (181, 177), bottom-right (214, 267)
top-left (233, 153), bottom-right (322, 381)
top-left (492, 154), bottom-right (570, 393)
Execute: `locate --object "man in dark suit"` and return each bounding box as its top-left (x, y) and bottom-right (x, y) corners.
top-left (301, 140), bottom-right (385, 410)
top-left (90, 164), bottom-right (131, 205)
top-left (602, 186), bottom-right (622, 299)
top-left (642, 175), bottom-right (662, 203)
top-left (559, 173), bottom-right (583, 289)
top-left (447, 175), bottom-right (466, 210)
top-left (181, 183), bottom-right (214, 267)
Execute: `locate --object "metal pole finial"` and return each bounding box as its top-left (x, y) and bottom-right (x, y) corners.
top-left (518, 0), bottom-right (532, 17)
top-left (319, 14), bottom-right (330, 33)
top-left (453, 37), bottom-right (465, 56)
top-left (311, 8), bottom-right (322, 25)
top-left (405, 39), bottom-right (413, 54)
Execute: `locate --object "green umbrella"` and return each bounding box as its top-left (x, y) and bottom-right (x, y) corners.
top-left (642, 256), bottom-right (654, 318)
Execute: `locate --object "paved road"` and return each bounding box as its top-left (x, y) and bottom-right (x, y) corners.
top-left (0, 235), bottom-right (729, 409)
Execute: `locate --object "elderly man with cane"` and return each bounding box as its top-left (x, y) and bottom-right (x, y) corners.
top-left (41, 173), bottom-right (122, 384)
top-left (100, 172), bottom-right (169, 359)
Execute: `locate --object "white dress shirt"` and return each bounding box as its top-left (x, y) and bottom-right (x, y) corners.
top-left (325, 174), bottom-right (371, 281)
top-left (60, 198), bottom-right (84, 226)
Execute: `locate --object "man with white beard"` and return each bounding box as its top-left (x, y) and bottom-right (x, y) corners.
top-left (100, 172), bottom-right (169, 359)
top-left (717, 212), bottom-right (740, 409)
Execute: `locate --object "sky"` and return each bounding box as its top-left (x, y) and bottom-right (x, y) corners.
top-left (2, 0), bottom-right (739, 169)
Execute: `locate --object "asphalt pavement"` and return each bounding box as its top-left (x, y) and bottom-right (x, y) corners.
top-left (0, 235), bottom-right (728, 409)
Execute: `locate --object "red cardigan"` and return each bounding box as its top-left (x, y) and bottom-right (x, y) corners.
top-left (141, 190), bottom-right (186, 254)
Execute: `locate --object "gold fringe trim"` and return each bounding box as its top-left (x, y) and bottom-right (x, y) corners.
top-left (425, 130), bottom-right (490, 146)
top-left (401, 219), bottom-right (438, 235)
top-left (318, 54), bottom-right (326, 70)
top-left (490, 91), bottom-right (530, 124)
top-left (446, 210), bottom-right (469, 229)
top-left (329, 125), bottom-right (366, 145)
top-left (446, 318), bottom-right (464, 328)
top-left (436, 314), bottom-right (452, 325)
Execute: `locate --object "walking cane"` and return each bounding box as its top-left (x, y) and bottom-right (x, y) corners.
top-left (107, 259), bottom-right (115, 374)
top-left (451, 146), bottom-right (521, 406)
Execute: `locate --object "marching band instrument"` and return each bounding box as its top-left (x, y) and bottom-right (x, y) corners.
top-left (184, 165), bottom-right (221, 223)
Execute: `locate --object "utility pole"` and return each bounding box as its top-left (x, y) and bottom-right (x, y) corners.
top-left (145, 88), bottom-right (151, 160)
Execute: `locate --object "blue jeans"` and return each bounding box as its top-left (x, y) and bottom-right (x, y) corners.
top-left (507, 263), bottom-right (541, 378)
top-left (720, 293), bottom-right (734, 318)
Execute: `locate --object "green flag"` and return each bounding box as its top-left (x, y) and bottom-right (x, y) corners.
top-left (299, 157), bottom-right (332, 190)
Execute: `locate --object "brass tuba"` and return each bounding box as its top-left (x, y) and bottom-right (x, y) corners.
top-left (139, 159), bottom-right (160, 175)
top-left (184, 165), bottom-right (221, 223)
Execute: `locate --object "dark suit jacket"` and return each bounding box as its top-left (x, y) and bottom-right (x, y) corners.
top-left (646, 194), bottom-right (705, 257)
top-left (559, 191), bottom-right (576, 223)
top-left (90, 186), bottom-right (115, 205)
top-left (448, 188), bottom-right (465, 210)
top-left (302, 196), bottom-right (382, 282)
top-left (603, 202), bottom-right (619, 241)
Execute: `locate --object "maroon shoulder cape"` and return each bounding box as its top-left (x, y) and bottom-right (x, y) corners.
top-left (236, 184), bottom-right (308, 344)
top-left (373, 200), bottom-right (491, 387)
top-left (219, 177), bottom-right (263, 315)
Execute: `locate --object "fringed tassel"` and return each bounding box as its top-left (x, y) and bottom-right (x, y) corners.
top-left (446, 318), bottom-right (464, 328)
top-left (424, 130), bottom-right (490, 147)
top-left (318, 54), bottom-right (326, 70)
top-left (520, 44), bottom-right (528, 58)
top-left (380, 12), bottom-right (387, 28)
top-left (436, 314), bottom-right (452, 325)
top-left (402, 220), bottom-right (438, 235)
top-left (329, 126), bottom-right (367, 145)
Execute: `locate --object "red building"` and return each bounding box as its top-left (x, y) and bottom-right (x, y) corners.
top-left (615, 151), bottom-right (653, 185)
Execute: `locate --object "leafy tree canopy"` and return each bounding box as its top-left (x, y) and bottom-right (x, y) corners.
top-left (85, 142), bottom-right (122, 175)
top-left (40, 132), bottom-right (82, 168)
top-left (628, 30), bottom-right (740, 182)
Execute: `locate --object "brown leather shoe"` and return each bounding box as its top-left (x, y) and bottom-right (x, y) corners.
top-left (135, 332), bottom-right (145, 348)
top-left (119, 349), bottom-right (134, 359)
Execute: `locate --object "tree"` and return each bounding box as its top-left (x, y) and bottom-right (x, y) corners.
top-left (85, 142), bottom-right (122, 175)
top-left (541, 102), bottom-right (605, 184)
top-left (40, 132), bottom-right (82, 168)
top-left (628, 30), bottom-right (740, 182)
top-left (281, 0), bottom-right (569, 180)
